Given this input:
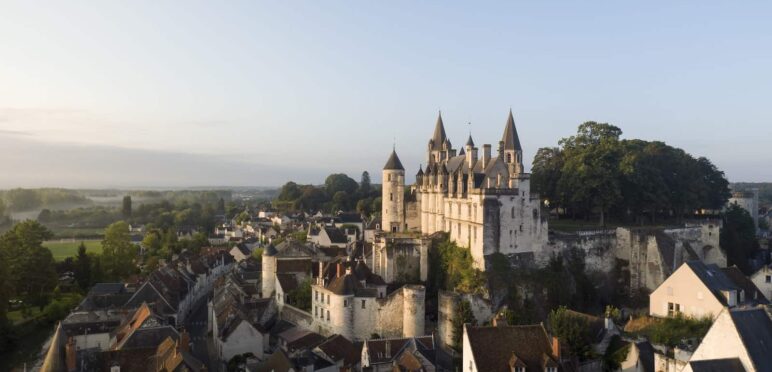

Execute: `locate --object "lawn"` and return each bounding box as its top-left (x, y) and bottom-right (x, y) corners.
top-left (43, 240), bottom-right (102, 261)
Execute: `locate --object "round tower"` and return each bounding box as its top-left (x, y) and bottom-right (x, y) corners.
top-left (402, 285), bottom-right (426, 338)
top-left (382, 149), bottom-right (405, 233)
top-left (261, 244), bottom-right (277, 299)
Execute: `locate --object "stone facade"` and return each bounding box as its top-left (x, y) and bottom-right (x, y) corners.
top-left (371, 234), bottom-right (430, 284)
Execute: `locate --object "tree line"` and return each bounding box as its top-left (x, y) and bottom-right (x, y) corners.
top-left (273, 172), bottom-right (382, 216)
top-left (531, 121), bottom-right (731, 225)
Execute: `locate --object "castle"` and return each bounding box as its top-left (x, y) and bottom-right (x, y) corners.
top-left (380, 110), bottom-right (549, 269)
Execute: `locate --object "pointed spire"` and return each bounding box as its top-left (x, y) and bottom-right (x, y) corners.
top-left (383, 149), bottom-right (405, 171)
top-left (431, 111), bottom-right (448, 150)
top-left (458, 147), bottom-right (465, 156)
top-left (502, 109), bottom-right (522, 151)
top-left (465, 134), bottom-right (475, 147)
top-left (416, 164), bottom-right (424, 176)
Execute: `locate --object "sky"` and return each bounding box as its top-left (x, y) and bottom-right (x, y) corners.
top-left (1, 1), bottom-right (771, 188)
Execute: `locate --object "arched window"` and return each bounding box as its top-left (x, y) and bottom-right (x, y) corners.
top-left (511, 207), bottom-right (515, 218)
top-left (507, 153), bottom-right (512, 163)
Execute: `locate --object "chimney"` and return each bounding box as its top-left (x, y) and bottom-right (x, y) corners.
top-left (482, 144), bottom-right (491, 168)
top-left (552, 336), bottom-right (560, 359)
top-left (336, 263), bottom-right (342, 278)
top-left (66, 336), bottom-right (77, 372)
top-left (179, 329), bottom-right (190, 353)
top-left (318, 261), bottom-right (324, 279)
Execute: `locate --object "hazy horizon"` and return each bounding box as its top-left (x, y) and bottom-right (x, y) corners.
top-left (2, 1), bottom-right (771, 188)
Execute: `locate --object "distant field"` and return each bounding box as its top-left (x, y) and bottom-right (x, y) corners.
top-left (43, 240), bottom-right (102, 261)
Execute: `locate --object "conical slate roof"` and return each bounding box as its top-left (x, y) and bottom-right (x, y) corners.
top-left (466, 135), bottom-right (475, 147)
top-left (383, 150), bottom-right (405, 170)
top-left (416, 165), bottom-right (424, 176)
top-left (430, 112), bottom-right (448, 150)
top-left (502, 109), bottom-right (522, 151)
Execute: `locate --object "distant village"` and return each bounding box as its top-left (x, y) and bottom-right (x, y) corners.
top-left (36, 113), bottom-right (772, 372)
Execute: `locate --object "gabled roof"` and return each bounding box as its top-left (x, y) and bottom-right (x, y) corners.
top-left (689, 358), bottom-right (746, 372)
top-left (685, 261), bottom-right (740, 305)
top-left (464, 324), bottom-right (556, 372)
top-left (384, 150), bottom-right (405, 171)
top-left (323, 227), bottom-right (349, 244)
top-left (430, 112), bottom-right (447, 150)
top-left (501, 109), bottom-right (522, 151)
top-left (728, 307), bottom-right (772, 372)
top-left (315, 334), bottom-right (359, 366)
top-left (721, 266), bottom-right (769, 304)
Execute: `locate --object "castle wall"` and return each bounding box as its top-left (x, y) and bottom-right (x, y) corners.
top-left (437, 291), bottom-right (494, 348)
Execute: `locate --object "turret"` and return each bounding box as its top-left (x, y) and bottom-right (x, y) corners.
top-left (428, 112), bottom-right (452, 165)
top-left (382, 150), bottom-right (405, 233)
top-left (465, 135), bottom-right (478, 168)
top-left (502, 110), bottom-right (524, 174)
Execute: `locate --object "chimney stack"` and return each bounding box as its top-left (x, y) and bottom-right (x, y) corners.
top-left (66, 337), bottom-right (77, 372)
top-left (179, 329), bottom-right (190, 352)
top-left (552, 336), bottom-right (561, 359)
top-left (483, 144), bottom-right (491, 168)
top-left (336, 263), bottom-right (342, 278)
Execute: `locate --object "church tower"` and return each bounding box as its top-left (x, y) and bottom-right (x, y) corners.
top-left (501, 109), bottom-right (524, 174)
top-left (382, 149), bottom-right (405, 232)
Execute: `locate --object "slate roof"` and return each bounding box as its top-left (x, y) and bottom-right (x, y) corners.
top-left (465, 134), bottom-right (475, 147)
top-left (89, 283), bottom-right (126, 296)
top-left (256, 348), bottom-right (295, 372)
top-left (429, 112), bottom-right (448, 151)
top-left (327, 274), bottom-right (363, 296)
top-left (688, 358), bottom-right (746, 372)
top-left (729, 307), bottom-right (772, 372)
top-left (384, 150), bottom-right (405, 171)
top-left (634, 341), bottom-right (655, 372)
top-left (323, 227), bottom-right (349, 244)
top-left (685, 261), bottom-right (740, 305)
top-left (721, 266), bottom-right (769, 304)
top-left (315, 334), bottom-right (359, 366)
top-left (502, 109), bottom-right (522, 151)
top-left (464, 324), bottom-right (558, 372)
top-left (279, 328), bottom-right (326, 352)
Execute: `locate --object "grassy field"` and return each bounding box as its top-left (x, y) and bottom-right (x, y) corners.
top-left (43, 240), bottom-right (102, 261)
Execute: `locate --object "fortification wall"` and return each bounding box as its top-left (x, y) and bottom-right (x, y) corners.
top-left (375, 289), bottom-right (405, 339)
top-left (437, 291), bottom-right (494, 348)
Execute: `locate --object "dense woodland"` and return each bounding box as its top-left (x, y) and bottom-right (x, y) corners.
top-left (531, 122), bottom-right (731, 225)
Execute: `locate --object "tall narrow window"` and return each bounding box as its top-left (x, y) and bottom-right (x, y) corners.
top-left (390, 193), bottom-right (393, 201)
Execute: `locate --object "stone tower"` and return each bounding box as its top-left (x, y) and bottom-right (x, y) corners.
top-left (261, 244), bottom-right (277, 298)
top-left (382, 149), bottom-right (405, 233)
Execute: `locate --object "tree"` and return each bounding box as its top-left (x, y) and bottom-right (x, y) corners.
top-left (325, 174), bottom-right (359, 196)
top-left (74, 243), bottom-right (92, 291)
top-left (451, 300), bottom-right (476, 350)
top-left (37, 208), bottom-right (52, 223)
top-left (122, 195), bottom-right (132, 218)
top-left (142, 230), bottom-right (163, 255)
top-left (287, 278), bottom-right (312, 311)
top-left (101, 221), bottom-right (137, 280)
top-left (356, 198), bottom-right (372, 216)
top-left (0, 220), bottom-right (57, 310)
top-left (359, 171), bottom-right (372, 197)
top-left (720, 205), bottom-right (759, 274)
top-left (548, 306), bottom-right (594, 360)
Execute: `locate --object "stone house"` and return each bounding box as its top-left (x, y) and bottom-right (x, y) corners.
top-left (462, 323), bottom-right (562, 372)
top-left (649, 261), bottom-right (765, 319)
top-left (750, 264), bottom-right (772, 301)
top-left (682, 307), bottom-right (772, 372)
top-left (360, 336), bottom-right (436, 372)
